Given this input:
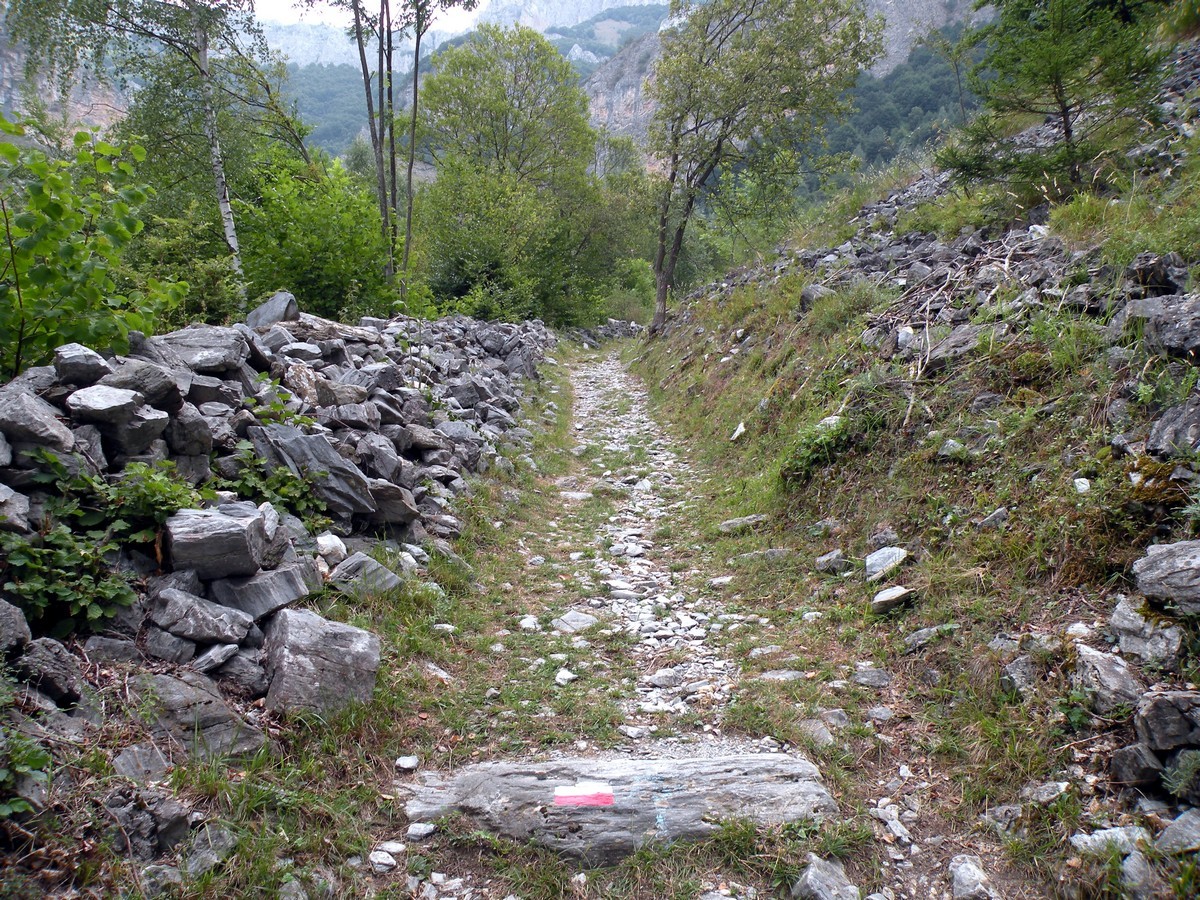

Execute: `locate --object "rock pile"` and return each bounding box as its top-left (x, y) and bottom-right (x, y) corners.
top-left (0, 294), bottom-right (554, 878)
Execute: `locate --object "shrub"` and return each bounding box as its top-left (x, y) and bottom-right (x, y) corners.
top-left (0, 114), bottom-right (184, 378)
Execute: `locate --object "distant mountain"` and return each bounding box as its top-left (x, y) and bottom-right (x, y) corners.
top-left (479, 0), bottom-right (664, 31)
top-left (544, 4), bottom-right (667, 79)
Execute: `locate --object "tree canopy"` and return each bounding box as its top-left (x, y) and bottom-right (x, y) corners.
top-left (941, 0), bottom-right (1166, 188)
top-left (646, 0), bottom-right (882, 331)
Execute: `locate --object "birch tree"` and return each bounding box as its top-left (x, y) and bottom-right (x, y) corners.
top-left (7, 0), bottom-right (268, 306)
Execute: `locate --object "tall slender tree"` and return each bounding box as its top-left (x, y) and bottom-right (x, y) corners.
top-left (645, 0), bottom-right (881, 333)
top-left (395, 0), bottom-right (476, 305)
top-left (6, 0), bottom-right (270, 304)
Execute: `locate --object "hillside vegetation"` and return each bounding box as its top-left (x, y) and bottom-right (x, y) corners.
top-left (623, 23), bottom-right (1200, 898)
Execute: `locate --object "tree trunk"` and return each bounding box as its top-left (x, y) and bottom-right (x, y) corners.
top-left (383, 0), bottom-right (400, 267)
top-left (195, 22), bottom-right (246, 306)
top-left (399, 9), bottom-right (424, 306)
top-left (352, 0), bottom-right (392, 277)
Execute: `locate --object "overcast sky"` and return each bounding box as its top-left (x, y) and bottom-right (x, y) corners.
top-left (255, 0), bottom-right (484, 31)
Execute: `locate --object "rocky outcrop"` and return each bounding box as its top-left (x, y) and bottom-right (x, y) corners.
top-left (403, 753), bottom-right (836, 865)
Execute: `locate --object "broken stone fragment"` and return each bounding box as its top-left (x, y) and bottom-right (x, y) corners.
top-left (0, 598), bottom-right (33, 655)
top-left (165, 506), bottom-right (268, 580)
top-left (814, 548), bottom-right (852, 574)
top-left (791, 853), bottom-right (860, 899)
top-left (16, 637), bottom-right (82, 705)
top-left (53, 342), bottom-right (112, 385)
top-left (1134, 690), bottom-right (1200, 752)
top-left (135, 671), bottom-right (264, 760)
top-left (1132, 540), bottom-right (1200, 614)
top-left (0, 389), bottom-right (74, 450)
top-left (329, 552), bottom-right (402, 598)
top-left (1110, 595), bottom-right (1182, 669)
top-left (1073, 644), bottom-right (1145, 716)
top-left (0, 483), bottom-right (31, 533)
top-left (65, 385), bottom-right (142, 424)
top-left (263, 608), bottom-right (381, 713)
top-left (159, 325), bottom-right (250, 374)
top-left (864, 546), bottom-right (907, 582)
top-left (208, 559), bottom-right (318, 622)
top-left (245, 290), bottom-right (299, 329)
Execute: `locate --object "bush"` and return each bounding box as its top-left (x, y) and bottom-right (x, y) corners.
top-left (235, 150), bottom-right (394, 321)
top-left (0, 114), bottom-right (184, 378)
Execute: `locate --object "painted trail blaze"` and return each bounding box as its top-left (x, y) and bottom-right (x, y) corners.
top-left (553, 781), bottom-right (615, 807)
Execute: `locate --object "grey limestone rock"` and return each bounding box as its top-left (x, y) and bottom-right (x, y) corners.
top-left (0, 388), bottom-right (74, 450)
top-left (1001, 654), bottom-right (1038, 697)
top-left (100, 358), bottom-right (184, 412)
top-left (53, 342), bottom-right (112, 384)
top-left (113, 743), bottom-right (171, 783)
top-left (83, 635), bottom-right (140, 664)
top-left (368, 479), bottom-right (420, 524)
top-left (1135, 691), bottom-right (1200, 752)
top-left (405, 753), bottom-right (836, 866)
top-left (65, 385), bottom-right (142, 424)
top-left (136, 671), bottom-right (264, 760)
top-left (107, 405), bottom-right (170, 455)
top-left (1109, 743), bottom-right (1164, 788)
top-left (0, 598), bottom-right (32, 655)
top-left (164, 403), bottom-right (213, 456)
top-left (924, 324), bottom-right (987, 375)
top-left (1128, 293), bottom-right (1200, 362)
top-left (1147, 395), bottom-right (1200, 459)
top-left (159, 325), bottom-right (249, 374)
top-left (550, 610), bottom-right (598, 633)
top-left (948, 855), bottom-right (999, 899)
top-left (1110, 595), bottom-right (1183, 668)
top-left (791, 853), bottom-right (859, 899)
top-left (0, 483), bottom-right (31, 533)
top-left (216, 648), bottom-right (269, 697)
top-left (871, 585), bottom-right (912, 614)
top-left (183, 822), bottom-right (238, 878)
top-left (104, 785), bottom-right (190, 860)
top-left (264, 608), bottom-right (381, 713)
top-left (246, 290), bottom-right (299, 329)
top-left (1121, 849), bottom-right (1166, 899)
top-left (864, 546), bottom-right (907, 582)
top-left (815, 549), bottom-right (852, 575)
top-left (1157, 808), bottom-right (1200, 854)
top-left (246, 424), bottom-right (376, 517)
top-left (209, 559), bottom-right (318, 621)
top-left (1074, 645), bottom-right (1146, 716)
top-left (166, 506), bottom-right (268, 579)
top-left (17, 637), bottom-right (82, 704)
top-left (191, 643), bottom-right (239, 673)
top-left (1069, 825), bottom-right (1151, 855)
top-left (717, 514), bottom-right (768, 535)
top-left (148, 588), bottom-right (253, 644)
top-left (143, 626), bottom-right (196, 664)
top-left (1132, 540), bottom-right (1200, 614)
top-left (329, 552), bottom-right (402, 598)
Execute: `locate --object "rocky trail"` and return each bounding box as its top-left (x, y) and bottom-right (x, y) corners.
top-left (389, 351), bottom-right (979, 900)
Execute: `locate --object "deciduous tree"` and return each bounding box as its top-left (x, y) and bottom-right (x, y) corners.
top-left (646, 0), bottom-right (881, 333)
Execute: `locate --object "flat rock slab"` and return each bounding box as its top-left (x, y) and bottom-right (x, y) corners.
top-left (402, 753), bottom-right (836, 865)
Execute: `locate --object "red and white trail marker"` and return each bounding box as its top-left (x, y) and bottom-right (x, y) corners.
top-left (553, 781), bottom-right (615, 807)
